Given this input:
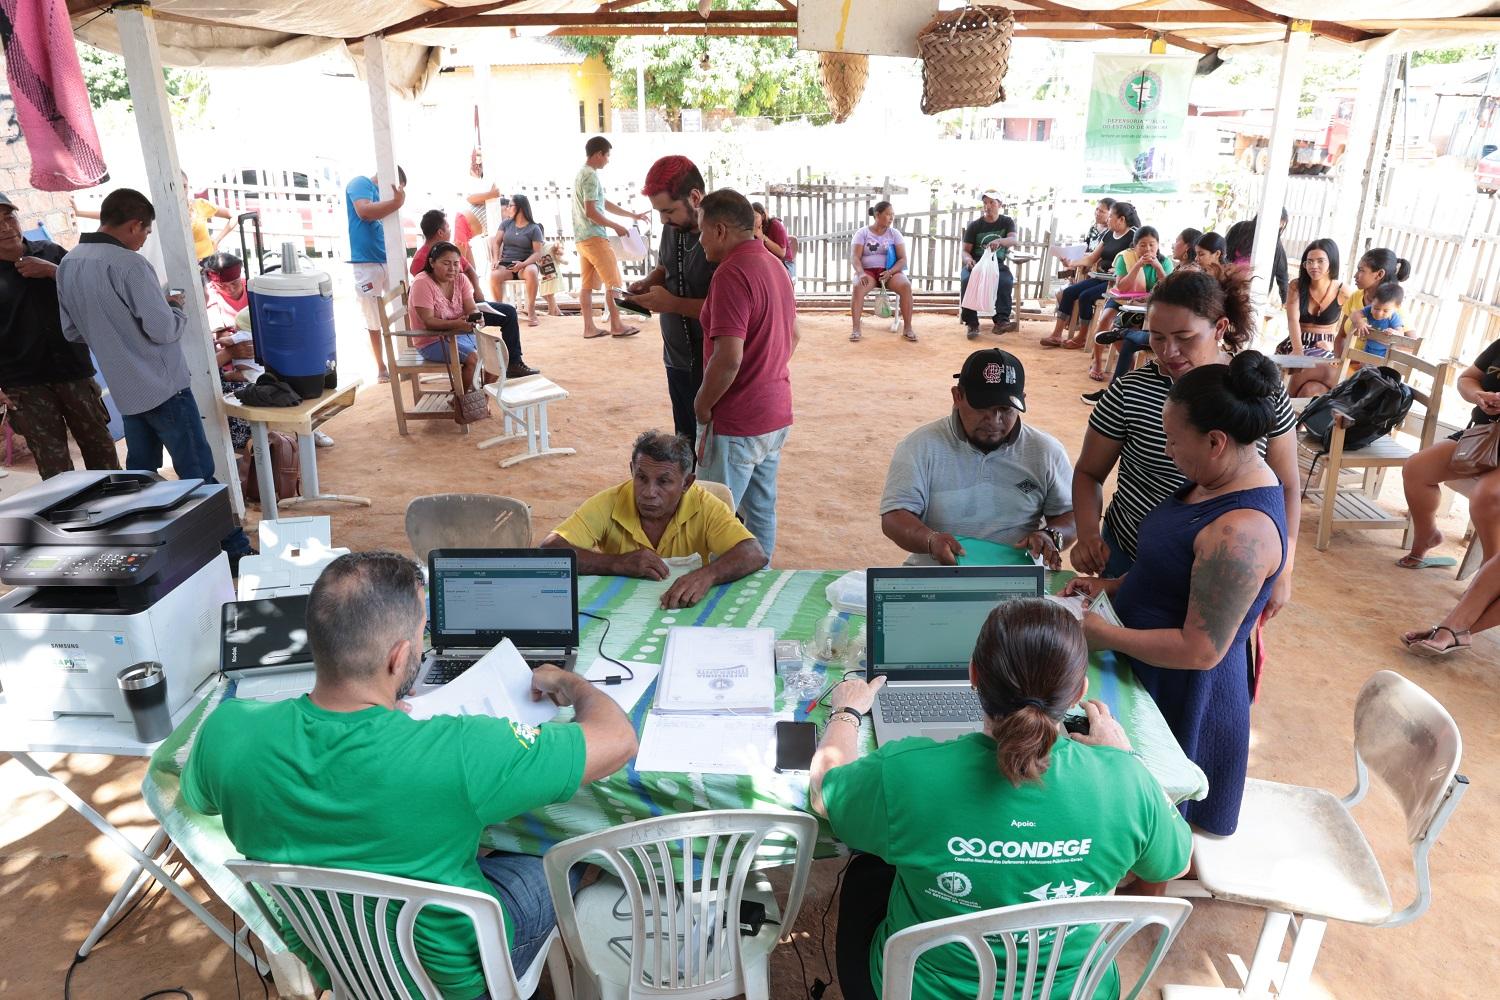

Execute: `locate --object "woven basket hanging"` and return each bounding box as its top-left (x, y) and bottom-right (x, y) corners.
top-left (819, 51), bottom-right (870, 124)
top-left (916, 4), bottom-right (1015, 115)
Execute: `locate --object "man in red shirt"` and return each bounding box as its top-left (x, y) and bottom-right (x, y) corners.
top-left (693, 189), bottom-right (798, 559)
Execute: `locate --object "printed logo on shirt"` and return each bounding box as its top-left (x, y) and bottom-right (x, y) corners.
top-left (935, 871), bottom-right (972, 898)
top-left (1016, 478), bottom-right (1040, 497)
top-left (946, 835), bottom-right (1094, 865)
top-left (509, 720), bottom-right (540, 747)
top-left (1025, 879), bottom-right (1093, 901)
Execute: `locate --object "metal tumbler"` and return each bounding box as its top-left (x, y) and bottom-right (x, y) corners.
top-left (117, 662), bottom-right (172, 743)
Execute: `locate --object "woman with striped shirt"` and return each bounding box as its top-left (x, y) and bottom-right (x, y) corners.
top-left (1069, 267), bottom-right (1303, 618)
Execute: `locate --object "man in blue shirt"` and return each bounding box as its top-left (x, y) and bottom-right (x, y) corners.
top-left (346, 167), bottom-right (406, 383)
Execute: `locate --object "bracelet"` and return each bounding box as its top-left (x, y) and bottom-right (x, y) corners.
top-left (828, 710), bottom-right (862, 728)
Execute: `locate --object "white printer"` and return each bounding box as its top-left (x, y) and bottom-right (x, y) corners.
top-left (0, 471), bottom-right (236, 721)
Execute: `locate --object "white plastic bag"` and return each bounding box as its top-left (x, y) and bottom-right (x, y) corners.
top-left (875, 287), bottom-right (893, 318)
top-left (614, 226), bottom-right (648, 261)
top-left (961, 247), bottom-right (1000, 313)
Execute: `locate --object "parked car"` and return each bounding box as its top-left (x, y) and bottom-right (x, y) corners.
top-left (1476, 149), bottom-right (1500, 194)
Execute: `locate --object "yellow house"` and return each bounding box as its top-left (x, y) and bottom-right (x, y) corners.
top-left (439, 36), bottom-right (613, 137)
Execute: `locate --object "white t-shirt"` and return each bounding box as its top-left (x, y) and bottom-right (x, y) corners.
top-left (853, 225), bottom-right (904, 270)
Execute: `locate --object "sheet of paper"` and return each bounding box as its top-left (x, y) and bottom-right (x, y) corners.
top-left (955, 536), bottom-right (1038, 567)
top-left (656, 626), bottom-right (775, 713)
top-left (406, 639), bottom-right (558, 726)
top-left (634, 713), bottom-right (782, 775)
top-left (476, 301), bottom-right (505, 316)
top-left (662, 554), bottom-right (703, 580)
top-left (584, 656), bottom-right (662, 713)
top-left (1045, 591), bottom-right (1123, 627)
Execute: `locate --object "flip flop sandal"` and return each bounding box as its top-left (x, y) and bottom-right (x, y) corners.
top-left (1088, 368), bottom-right (1107, 382)
top-left (583, 330), bottom-right (608, 339)
top-left (902, 330), bottom-right (918, 342)
top-left (1401, 626), bottom-right (1439, 648)
top-left (849, 330), bottom-right (862, 342)
top-left (1408, 626), bottom-right (1472, 658)
top-left (612, 326), bottom-right (641, 338)
top-left (1039, 338), bottom-right (1064, 348)
top-left (1396, 554), bottom-right (1458, 569)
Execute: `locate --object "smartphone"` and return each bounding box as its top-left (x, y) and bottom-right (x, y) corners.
top-left (774, 720), bottom-right (817, 773)
top-left (615, 295), bottom-right (651, 318)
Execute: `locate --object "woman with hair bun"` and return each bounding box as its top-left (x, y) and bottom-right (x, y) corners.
top-left (812, 599), bottom-right (1190, 1000)
top-left (1065, 351), bottom-right (1288, 837)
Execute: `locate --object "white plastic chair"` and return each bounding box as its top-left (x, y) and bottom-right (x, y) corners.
top-left (542, 809), bottom-right (817, 1000)
top-left (474, 327), bottom-right (575, 467)
top-left (225, 859), bottom-right (571, 1000)
top-left (881, 897), bottom-right (1192, 1000)
top-left (1162, 670), bottom-right (1468, 999)
top-left (404, 493), bottom-right (533, 561)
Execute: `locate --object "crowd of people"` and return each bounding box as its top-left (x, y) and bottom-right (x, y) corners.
top-left (2, 141), bottom-right (1496, 1000)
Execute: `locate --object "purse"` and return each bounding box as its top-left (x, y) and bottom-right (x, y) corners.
top-left (1449, 421), bottom-right (1500, 478)
top-left (453, 387), bottom-right (491, 425)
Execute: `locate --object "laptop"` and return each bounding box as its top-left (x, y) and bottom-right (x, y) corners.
top-left (220, 594), bottom-right (316, 701)
top-left (865, 565), bottom-right (1046, 745)
top-left (416, 548), bottom-right (579, 693)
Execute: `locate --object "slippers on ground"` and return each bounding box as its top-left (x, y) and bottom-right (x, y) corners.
top-left (1087, 368), bottom-right (1107, 382)
top-left (1061, 340), bottom-right (1086, 350)
top-left (902, 330), bottom-right (919, 342)
top-left (583, 330), bottom-right (608, 339)
top-left (377, 373), bottom-right (391, 384)
top-left (1396, 554), bottom-right (1458, 569)
top-left (1039, 338), bottom-right (1064, 348)
top-left (612, 326), bottom-right (641, 338)
top-left (1407, 626), bottom-right (1471, 658)
top-left (849, 330), bottom-right (863, 342)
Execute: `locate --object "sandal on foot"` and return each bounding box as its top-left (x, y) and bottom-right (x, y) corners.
top-left (902, 329), bottom-right (918, 342)
top-left (1087, 367), bottom-right (1107, 382)
top-left (1408, 626), bottom-right (1471, 658)
top-left (1039, 337), bottom-right (1064, 348)
top-left (1396, 554), bottom-right (1457, 569)
top-left (1402, 626), bottom-right (1440, 648)
top-left (849, 329), bottom-right (863, 342)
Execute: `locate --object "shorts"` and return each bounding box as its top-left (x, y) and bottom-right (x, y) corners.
top-left (351, 262), bottom-right (390, 331)
top-left (576, 236), bottom-right (622, 292)
top-left (862, 267), bottom-right (885, 283)
top-left (417, 333), bottom-right (477, 364)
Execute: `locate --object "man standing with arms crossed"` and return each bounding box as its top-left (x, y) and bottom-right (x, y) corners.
top-left (625, 155), bottom-right (713, 444)
top-left (347, 166), bottom-right (406, 383)
top-left (694, 189), bottom-right (798, 560)
top-left (573, 136), bottom-right (649, 340)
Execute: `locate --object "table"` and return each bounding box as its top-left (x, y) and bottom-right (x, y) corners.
top-left (1, 677), bottom-right (267, 975)
top-left (223, 382), bottom-right (369, 520)
top-left (1270, 353), bottom-right (1327, 370)
top-left (141, 568), bottom-right (1207, 963)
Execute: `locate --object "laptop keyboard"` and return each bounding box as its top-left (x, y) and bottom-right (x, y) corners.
top-left (879, 688), bottom-right (983, 724)
top-left (424, 654), bottom-right (562, 685)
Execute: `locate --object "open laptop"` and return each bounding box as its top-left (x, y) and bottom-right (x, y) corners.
top-left (416, 548), bottom-right (579, 693)
top-left (866, 565), bottom-right (1046, 745)
top-left (220, 594), bottom-right (316, 701)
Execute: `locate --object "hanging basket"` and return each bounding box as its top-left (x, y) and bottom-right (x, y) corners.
top-left (916, 5), bottom-right (1015, 115)
top-left (819, 51), bottom-right (869, 124)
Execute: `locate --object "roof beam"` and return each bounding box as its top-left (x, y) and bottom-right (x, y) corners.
top-left (1199, 1), bottom-right (1373, 44)
top-left (549, 24), bottom-right (796, 36)
top-left (449, 9), bottom-right (798, 28)
top-left (1019, 1), bottom-right (1215, 55)
top-left (1014, 10), bottom-right (1262, 24)
top-left (382, 0), bottom-right (528, 38)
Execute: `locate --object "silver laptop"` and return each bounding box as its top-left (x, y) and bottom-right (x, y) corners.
top-left (415, 548), bottom-right (579, 694)
top-left (220, 594), bottom-right (316, 701)
top-left (866, 565), bottom-right (1046, 745)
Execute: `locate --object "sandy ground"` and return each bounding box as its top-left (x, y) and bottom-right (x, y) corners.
top-left (1, 307), bottom-right (1495, 999)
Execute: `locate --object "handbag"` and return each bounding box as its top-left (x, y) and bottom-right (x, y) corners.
top-left (453, 387), bottom-right (491, 425)
top-left (1449, 421), bottom-right (1500, 478)
top-left (875, 287), bottom-right (893, 318)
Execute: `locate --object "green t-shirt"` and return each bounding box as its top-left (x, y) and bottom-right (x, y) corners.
top-left (964, 215), bottom-right (1017, 264)
top-left (182, 696), bottom-right (587, 1000)
top-left (823, 733), bottom-right (1189, 1000)
top-left (572, 164), bottom-right (607, 241)
top-left (1113, 250), bottom-right (1173, 291)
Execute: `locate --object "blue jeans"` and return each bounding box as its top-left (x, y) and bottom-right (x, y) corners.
top-left (1057, 277), bottom-right (1108, 322)
top-left (418, 333), bottom-right (478, 363)
top-left (959, 262), bottom-right (1014, 326)
top-left (123, 389), bottom-right (251, 555)
top-left (474, 852), bottom-right (581, 984)
top-left (697, 424), bottom-right (789, 559)
top-left (1113, 328), bottom-right (1151, 379)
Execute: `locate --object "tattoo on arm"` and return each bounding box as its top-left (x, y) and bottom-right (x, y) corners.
top-left (1187, 522), bottom-right (1267, 657)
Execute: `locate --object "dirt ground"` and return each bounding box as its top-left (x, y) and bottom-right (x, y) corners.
top-left (1, 307), bottom-right (1495, 999)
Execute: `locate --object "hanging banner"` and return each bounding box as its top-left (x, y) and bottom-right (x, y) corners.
top-left (1082, 54), bottom-right (1196, 194)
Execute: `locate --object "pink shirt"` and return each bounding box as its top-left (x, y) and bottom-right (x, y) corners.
top-left (700, 240), bottom-right (796, 437)
top-left (408, 271), bottom-right (474, 349)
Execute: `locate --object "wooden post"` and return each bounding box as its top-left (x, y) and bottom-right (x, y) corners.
top-left (113, 3), bottom-right (242, 512)
top-left (1249, 20), bottom-right (1311, 347)
top-left (1336, 54), bottom-right (1400, 271)
top-left (636, 59), bottom-right (647, 133)
top-left (363, 34), bottom-right (407, 276)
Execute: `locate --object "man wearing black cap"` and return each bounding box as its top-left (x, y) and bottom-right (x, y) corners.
top-left (0, 192), bottom-right (119, 479)
top-left (880, 349), bottom-right (1074, 568)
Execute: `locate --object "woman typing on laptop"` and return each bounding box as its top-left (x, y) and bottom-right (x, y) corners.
top-left (810, 599), bottom-right (1190, 1000)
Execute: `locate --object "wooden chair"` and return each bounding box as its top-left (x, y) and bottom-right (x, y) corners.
top-left (1301, 345), bottom-right (1451, 550)
top-left (473, 328), bottom-right (575, 467)
top-left (378, 281), bottom-right (469, 436)
top-left (405, 493), bottom-right (533, 561)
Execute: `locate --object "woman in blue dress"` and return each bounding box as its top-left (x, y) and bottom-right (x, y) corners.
top-left (1064, 344), bottom-right (1288, 837)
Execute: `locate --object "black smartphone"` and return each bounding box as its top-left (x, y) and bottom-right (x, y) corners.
top-left (1063, 712), bottom-right (1090, 736)
top-left (615, 296), bottom-right (651, 317)
top-left (774, 720), bottom-right (818, 773)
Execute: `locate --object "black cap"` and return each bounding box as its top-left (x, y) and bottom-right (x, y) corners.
top-left (955, 349), bottom-right (1025, 412)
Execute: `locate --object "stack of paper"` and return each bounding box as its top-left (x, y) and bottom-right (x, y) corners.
top-left (1045, 590), bottom-right (1123, 627)
top-left (654, 626), bottom-right (775, 714)
top-left (405, 639), bottom-right (558, 726)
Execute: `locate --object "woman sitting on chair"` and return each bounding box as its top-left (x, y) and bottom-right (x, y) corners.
top-left (1084, 226), bottom-right (1172, 385)
top-left (849, 201), bottom-right (915, 343)
top-left (1040, 201), bottom-right (1138, 349)
top-left (410, 241), bottom-right (486, 393)
top-left (812, 598), bottom-right (1190, 1000)
top-left (1283, 238), bottom-right (1347, 398)
top-left (490, 194), bottom-right (550, 327)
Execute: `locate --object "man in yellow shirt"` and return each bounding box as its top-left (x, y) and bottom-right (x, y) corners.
top-left (541, 430), bottom-right (767, 609)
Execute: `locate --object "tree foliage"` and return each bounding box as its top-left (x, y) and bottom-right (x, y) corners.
top-left (558, 2), bottom-right (831, 127)
top-left (79, 44), bottom-right (210, 115)
top-left (1410, 45), bottom-right (1495, 67)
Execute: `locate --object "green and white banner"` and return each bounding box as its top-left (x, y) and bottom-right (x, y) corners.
top-left (1083, 54), bottom-right (1197, 194)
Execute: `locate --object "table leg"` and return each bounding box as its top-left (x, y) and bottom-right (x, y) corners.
top-left (12, 751), bottom-right (269, 976)
top-left (250, 420), bottom-right (278, 522)
top-left (78, 827), bottom-right (168, 957)
top-left (296, 431), bottom-right (319, 499)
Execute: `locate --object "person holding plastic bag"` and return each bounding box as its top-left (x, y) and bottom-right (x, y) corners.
top-left (849, 201), bottom-right (915, 343)
top-left (959, 192), bottom-right (1019, 339)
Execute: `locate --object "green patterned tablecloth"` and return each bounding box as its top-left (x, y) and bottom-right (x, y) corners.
top-left (142, 568), bottom-right (1206, 952)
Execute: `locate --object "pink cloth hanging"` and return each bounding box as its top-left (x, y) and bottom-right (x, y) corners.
top-left (0, 0), bottom-right (109, 192)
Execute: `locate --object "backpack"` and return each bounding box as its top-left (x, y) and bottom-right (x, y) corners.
top-left (1296, 365), bottom-right (1414, 489)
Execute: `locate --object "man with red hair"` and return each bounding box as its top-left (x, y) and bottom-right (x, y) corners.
top-left (624, 155), bottom-right (714, 444)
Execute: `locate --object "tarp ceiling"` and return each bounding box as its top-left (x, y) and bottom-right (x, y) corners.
top-left (67, 1), bottom-right (1500, 96)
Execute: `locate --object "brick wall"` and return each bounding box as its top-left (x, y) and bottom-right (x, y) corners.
top-left (0, 52), bottom-right (82, 248)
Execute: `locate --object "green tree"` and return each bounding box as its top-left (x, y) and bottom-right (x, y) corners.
top-left (78, 44), bottom-right (210, 115)
top-left (559, 2), bottom-right (831, 127)
top-left (1411, 45), bottom-right (1495, 67)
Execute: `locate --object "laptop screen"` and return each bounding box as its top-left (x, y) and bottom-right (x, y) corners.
top-left (866, 566), bottom-right (1045, 680)
top-left (428, 549), bottom-right (578, 649)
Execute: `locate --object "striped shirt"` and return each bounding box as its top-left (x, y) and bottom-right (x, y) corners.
top-left (1089, 361), bottom-right (1295, 560)
top-left (57, 233), bottom-right (192, 416)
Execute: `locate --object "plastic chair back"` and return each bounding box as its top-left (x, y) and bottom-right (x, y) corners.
top-left (1350, 670), bottom-right (1463, 844)
top-left (543, 809), bottom-right (817, 997)
top-left (696, 481), bottom-right (735, 510)
top-left (475, 325), bottom-right (510, 387)
top-left (405, 494), bottom-right (532, 560)
top-left (881, 897), bottom-right (1192, 1000)
top-left (226, 859), bottom-right (523, 1000)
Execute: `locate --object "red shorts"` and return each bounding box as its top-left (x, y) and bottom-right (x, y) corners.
top-left (863, 267), bottom-right (885, 283)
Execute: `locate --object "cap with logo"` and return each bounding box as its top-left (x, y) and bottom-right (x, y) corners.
top-left (955, 348), bottom-right (1025, 412)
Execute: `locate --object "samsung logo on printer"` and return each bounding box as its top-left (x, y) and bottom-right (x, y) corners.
top-left (50, 643), bottom-right (82, 650)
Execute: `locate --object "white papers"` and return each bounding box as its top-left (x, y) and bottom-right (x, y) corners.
top-left (584, 656), bottom-right (662, 713)
top-left (1052, 242), bottom-right (1086, 264)
top-left (655, 627), bottom-right (775, 714)
top-left (235, 669), bottom-right (316, 703)
top-left (476, 301), bottom-right (505, 316)
top-left (406, 639), bottom-right (558, 727)
top-left (662, 554), bottom-right (704, 581)
top-left (634, 713), bottom-right (782, 775)
top-left (1045, 590), bottom-right (1123, 627)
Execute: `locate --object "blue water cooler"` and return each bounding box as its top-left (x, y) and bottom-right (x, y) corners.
top-left (247, 247), bottom-right (337, 399)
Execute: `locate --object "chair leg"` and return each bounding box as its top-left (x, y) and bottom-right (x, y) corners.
top-left (387, 376), bottom-right (409, 436)
top-left (1278, 915), bottom-right (1327, 1000)
top-left (1241, 910), bottom-right (1292, 995)
top-left (544, 934), bottom-right (574, 1000)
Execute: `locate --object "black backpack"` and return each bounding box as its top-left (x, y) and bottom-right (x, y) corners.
top-left (1296, 365), bottom-right (1414, 488)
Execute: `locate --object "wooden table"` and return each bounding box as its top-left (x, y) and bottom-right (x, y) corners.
top-left (223, 382), bottom-right (369, 520)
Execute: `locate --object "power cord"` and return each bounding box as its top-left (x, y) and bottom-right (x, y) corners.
top-left (63, 857), bottom-right (201, 1000)
top-left (580, 610), bottom-right (635, 685)
top-left (810, 855), bottom-right (855, 999)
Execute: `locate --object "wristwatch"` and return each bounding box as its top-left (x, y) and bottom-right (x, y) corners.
top-left (1040, 527), bottom-right (1063, 551)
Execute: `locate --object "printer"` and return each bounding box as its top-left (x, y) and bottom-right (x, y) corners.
top-left (0, 471), bottom-right (236, 721)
